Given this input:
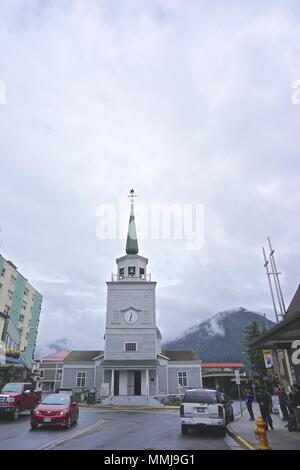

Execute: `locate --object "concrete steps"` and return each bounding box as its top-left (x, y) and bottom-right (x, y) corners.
top-left (102, 395), bottom-right (162, 406)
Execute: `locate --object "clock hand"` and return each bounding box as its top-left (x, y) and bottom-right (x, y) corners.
top-left (130, 313), bottom-right (133, 322)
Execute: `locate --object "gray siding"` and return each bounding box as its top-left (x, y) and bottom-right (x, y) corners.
top-left (149, 369), bottom-right (157, 395)
top-left (62, 366), bottom-right (95, 389)
top-left (105, 333), bottom-right (156, 360)
top-left (168, 367), bottom-right (201, 394)
top-left (157, 365), bottom-right (167, 394)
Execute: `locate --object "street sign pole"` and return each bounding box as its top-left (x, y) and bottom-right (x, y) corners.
top-left (235, 370), bottom-right (243, 416)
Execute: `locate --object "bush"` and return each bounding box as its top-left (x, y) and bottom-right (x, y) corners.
top-left (160, 395), bottom-right (182, 406)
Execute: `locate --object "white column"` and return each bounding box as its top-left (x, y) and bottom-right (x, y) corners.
top-left (146, 369), bottom-right (149, 396)
top-left (111, 369), bottom-right (114, 396)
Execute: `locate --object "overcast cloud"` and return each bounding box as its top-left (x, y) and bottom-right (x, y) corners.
top-left (0, 0), bottom-right (300, 357)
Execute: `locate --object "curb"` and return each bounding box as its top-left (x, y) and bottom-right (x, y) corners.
top-left (79, 404), bottom-right (180, 411)
top-left (226, 425), bottom-right (256, 450)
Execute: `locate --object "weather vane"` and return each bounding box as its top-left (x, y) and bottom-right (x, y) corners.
top-left (128, 189), bottom-right (137, 204)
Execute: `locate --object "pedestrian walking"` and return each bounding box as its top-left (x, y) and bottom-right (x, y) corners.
top-left (246, 389), bottom-right (255, 421)
top-left (257, 387), bottom-right (274, 431)
top-left (279, 387), bottom-right (290, 421)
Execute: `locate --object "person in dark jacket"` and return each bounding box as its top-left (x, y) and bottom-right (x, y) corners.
top-left (246, 389), bottom-right (255, 421)
top-left (292, 384), bottom-right (300, 431)
top-left (279, 387), bottom-right (290, 421)
top-left (257, 387), bottom-right (274, 430)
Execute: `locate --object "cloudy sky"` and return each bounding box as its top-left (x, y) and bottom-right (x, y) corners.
top-left (1, 0), bottom-right (300, 357)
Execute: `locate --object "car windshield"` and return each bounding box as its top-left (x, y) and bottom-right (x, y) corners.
top-left (1, 383), bottom-right (24, 393)
top-left (183, 390), bottom-right (218, 404)
top-left (42, 394), bottom-right (70, 406)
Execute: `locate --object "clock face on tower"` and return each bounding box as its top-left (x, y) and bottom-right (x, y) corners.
top-left (125, 310), bottom-right (138, 324)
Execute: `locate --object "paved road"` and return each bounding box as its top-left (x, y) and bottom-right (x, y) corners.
top-left (0, 408), bottom-right (237, 450)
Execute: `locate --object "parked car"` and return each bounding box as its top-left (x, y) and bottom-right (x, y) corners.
top-left (180, 388), bottom-right (234, 436)
top-left (31, 393), bottom-right (79, 430)
top-left (0, 382), bottom-right (41, 421)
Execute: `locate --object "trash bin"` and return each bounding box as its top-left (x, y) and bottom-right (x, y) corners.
top-left (87, 389), bottom-right (96, 404)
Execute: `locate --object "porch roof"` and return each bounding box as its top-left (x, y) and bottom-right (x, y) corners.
top-left (102, 359), bottom-right (159, 368)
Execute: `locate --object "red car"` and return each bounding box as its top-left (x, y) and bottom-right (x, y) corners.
top-left (31, 393), bottom-right (79, 430)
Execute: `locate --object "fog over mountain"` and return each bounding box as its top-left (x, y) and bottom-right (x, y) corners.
top-left (164, 308), bottom-right (275, 367)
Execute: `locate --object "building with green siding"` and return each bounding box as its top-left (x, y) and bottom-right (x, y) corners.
top-left (0, 254), bottom-right (43, 369)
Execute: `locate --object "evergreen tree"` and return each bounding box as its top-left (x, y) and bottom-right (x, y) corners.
top-left (244, 321), bottom-right (266, 378)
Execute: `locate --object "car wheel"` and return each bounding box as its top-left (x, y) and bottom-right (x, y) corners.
top-left (31, 423), bottom-right (38, 430)
top-left (217, 427), bottom-right (226, 437)
top-left (181, 424), bottom-right (189, 435)
top-left (12, 405), bottom-right (20, 421)
top-left (66, 416), bottom-right (71, 429)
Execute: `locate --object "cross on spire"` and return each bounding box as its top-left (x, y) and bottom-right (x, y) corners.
top-left (128, 189), bottom-right (137, 204)
top-left (126, 189), bottom-right (139, 255)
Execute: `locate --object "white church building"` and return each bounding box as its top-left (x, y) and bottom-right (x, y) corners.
top-left (60, 193), bottom-right (202, 404)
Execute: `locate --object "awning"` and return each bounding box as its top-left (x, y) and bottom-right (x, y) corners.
top-left (250, 309), bottom-right (300, 350)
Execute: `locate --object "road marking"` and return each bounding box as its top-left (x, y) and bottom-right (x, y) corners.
top-left (37, 419), bottom-right (107, 450)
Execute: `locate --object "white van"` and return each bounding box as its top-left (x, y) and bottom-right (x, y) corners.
top-left (180, 388), bottom-right (234, 436)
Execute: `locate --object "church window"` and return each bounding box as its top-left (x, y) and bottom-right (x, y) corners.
top-left (128, 266), bottom-right (135, 277)
top-left (139, 267), bottom-right (145, 278)
top-left (125, 342), bottom-right (137, 352)
top-left (119, 267), bottom-right (124, 278)
top-left (178, 371), bottom-right (188, 387)
top-left (76, 372), bottom-right (86, 387)
top-left (150, 377), bottom-right (155, 383)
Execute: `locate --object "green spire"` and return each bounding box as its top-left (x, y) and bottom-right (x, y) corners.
top-left (126, 203), bottom-right (139, 255)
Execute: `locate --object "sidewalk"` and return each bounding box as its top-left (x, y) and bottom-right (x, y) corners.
top-left (228, 402), bottom-right (300, 450)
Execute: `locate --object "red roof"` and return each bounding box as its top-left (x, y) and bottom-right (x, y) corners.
top-left (40, 350), bottom-right (70, 362)
top-left (201, 362), bottom-right (244, 368)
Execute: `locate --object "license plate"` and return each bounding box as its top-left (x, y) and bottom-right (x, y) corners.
top-left (197, 407), bottom-right (205, 413)
top-left (44, 417), bottom-right (51, 423)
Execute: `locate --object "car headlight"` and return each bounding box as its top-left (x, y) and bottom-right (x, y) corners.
top-left (7, 398), bottom-right (15, 403)
top-left (34, 409), bottom-right (40, 415)
top-left (60, 410), bottom-right (69, 416)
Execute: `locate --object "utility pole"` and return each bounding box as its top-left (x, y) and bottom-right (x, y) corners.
top-left (267, 237), bottom-right (286, 319)
top-left (262, 247), bottom-right (279, 323)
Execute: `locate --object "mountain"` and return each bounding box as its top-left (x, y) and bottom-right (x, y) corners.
top-left (163, 308), bottom-right (275, 367)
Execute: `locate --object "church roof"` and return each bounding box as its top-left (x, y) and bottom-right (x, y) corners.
top-left (40, 351), bottom-right (70, 362)
top-left (126, 202), bottom-right (139, 255)
top-left (286, 284), bottom-right (300, 317)
top-left (64, 350), bottom-right (103, 362)
top-left (162, 350), bottom-right (200, 361)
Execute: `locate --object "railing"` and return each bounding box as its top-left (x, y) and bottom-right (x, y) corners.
top-left (111, 273), bottom-right (152, 282)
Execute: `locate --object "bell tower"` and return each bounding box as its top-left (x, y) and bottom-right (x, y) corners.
top-left (103, 191), bottom-right (158, 398)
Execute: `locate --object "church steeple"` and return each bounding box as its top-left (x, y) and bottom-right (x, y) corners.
top-left (126, 189), bottom-right (139, 255)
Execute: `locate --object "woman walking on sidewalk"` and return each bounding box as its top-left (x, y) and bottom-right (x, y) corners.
top-left (246, 389), bottom-right (255, 421)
